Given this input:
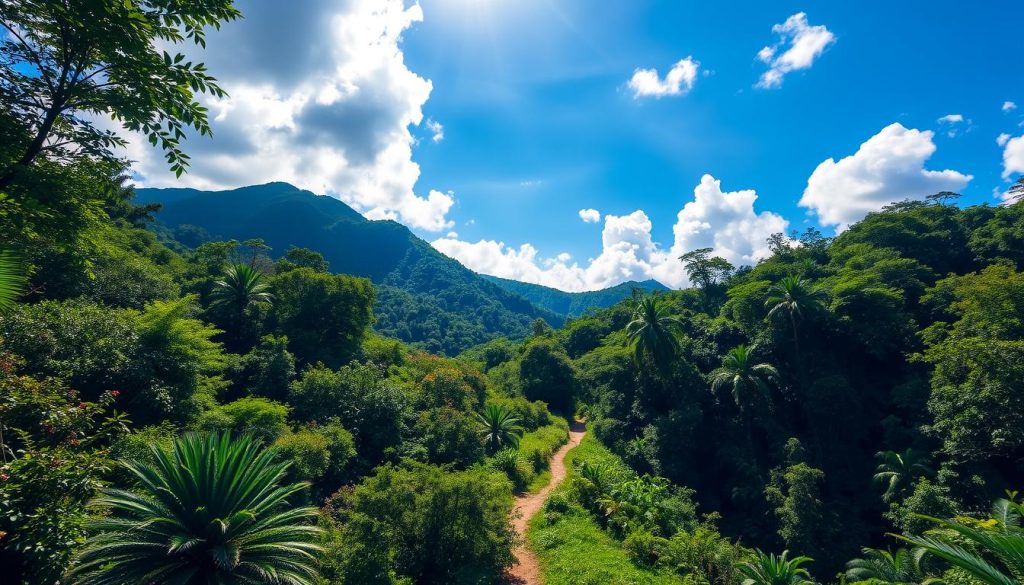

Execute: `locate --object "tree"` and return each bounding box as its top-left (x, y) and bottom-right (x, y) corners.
top-left (764, 275), bottom-right (827, 361)
top-left (680, 247), bottom-right (734, 290)
top-left (69, 433), bottom-right (322, 585)
top-left (0, 248), bottom-right (26, 311)
top-left (873, 449), bottom-right (934, 503)
top-left (519, 338), bottom-right (578, 413)
top-left (898, 494), bottom-right (1024, 585)
top-left (738, 550), bottom-right (815, 585)
top-left (710, 345), bottom-right (778, 410)
top-left (270, 268), bottom-right (374, 367)
top-left (476, 404), bottom-right (524, 454)
top-left (626, 295), bottom-right (682, 370)
top-left (210, 263), bottom-right (274, 342)
top-left (0, 0), bottom-right (240, 188)
top-left (845, 547), bottom-right (930, 585)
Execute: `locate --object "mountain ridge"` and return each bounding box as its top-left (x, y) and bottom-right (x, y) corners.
top-left (137, 182), bottom-right (658, 352)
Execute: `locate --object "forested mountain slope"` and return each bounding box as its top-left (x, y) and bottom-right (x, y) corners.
top-left (136, 182), bottom-right (562, 354)
top-left (482, 275), bottom-right (669, 317)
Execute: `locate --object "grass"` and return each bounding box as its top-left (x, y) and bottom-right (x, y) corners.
top-left (517, 416), bottom-right (569, 494)
top-left (527, 434), bottom-right (683, 585)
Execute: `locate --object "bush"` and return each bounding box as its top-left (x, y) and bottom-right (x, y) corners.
top-left (324, 462), bottom-right (515, 584)
top-left (623, 530), bottom-right (669, 567)
top-left (489, 448), bottom-right (533, 492)
top-left (196, 396), bottom-right (289, 445)
top-left (416, 407), bottom-right (485, 468)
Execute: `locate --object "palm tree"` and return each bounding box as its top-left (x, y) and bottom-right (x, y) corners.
top-left (710, 345), bottom-right (779, 410)
top-left (211, 263), bottom-right (273, 342)
top-left (739, 550), bottom-right (815, 585)
top-left (846, 547), bottom-right (931, 584)
top-left (898, 495), bottom-right (1024, 585)
top-left (0, 249), bottom-right (27, 312)
top-left (476, 404), bottom-right (524, 453)
top-left (69, 433), bottom-right (322, 585)
top-left (626, 295), bottom-right (682, 371)
top-left (764, 275), bottom-right (827, 361)
top-left (873, 449), bottom-right (934, 502)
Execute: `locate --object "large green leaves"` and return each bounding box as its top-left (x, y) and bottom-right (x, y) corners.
top-left (69, 433), bottom-right (322, 584)
top-left (0, 248), bottom-right (26, 311)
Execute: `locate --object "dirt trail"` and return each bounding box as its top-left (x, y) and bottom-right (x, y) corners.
top-left (504, 420), bottom-right (586, 585)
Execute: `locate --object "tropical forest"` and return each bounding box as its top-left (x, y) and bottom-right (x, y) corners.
top-left (1, 1), bottom-right (1024, 585)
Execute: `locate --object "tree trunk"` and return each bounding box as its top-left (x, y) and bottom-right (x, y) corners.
top-left (0, 105), bottom-right (62, 190)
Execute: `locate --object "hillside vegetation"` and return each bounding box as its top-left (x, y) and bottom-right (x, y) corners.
top-left (2, 3), bottom-right (1024, 584)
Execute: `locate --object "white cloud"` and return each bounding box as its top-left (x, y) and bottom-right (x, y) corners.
top-left (997, 133), bottom-right (1011, 147)
top-left (1001, 134), bottom-right (1024, 180)
top-left (628, 57), bottom-right (700, 98)
top-left (425, 118), bottom-right (444, 143)
top-left (1004, 101), bottom-right (1018, 112)
top-left (800, 123), bottom-right (973, 228)
top-left (433, 175), bottom-right (787, 291)
top-left (118, 0), bottom-right (454, 231)
top-left (937, 114), bottom-right (970, 138)
top-left (578, 208), bottom-right (601, 223)
top-left (756, 12), bottom-right (836, 89)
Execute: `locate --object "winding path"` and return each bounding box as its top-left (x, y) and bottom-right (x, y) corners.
top-left (504, 420), bottom-right (587, 585)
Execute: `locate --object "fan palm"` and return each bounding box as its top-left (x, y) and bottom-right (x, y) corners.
top-left (211, 263), bottom-right (274, 315)
top-left (69, 433), bottom-right (322, 585)
top-left (626, 295), bottom-right (682, 371)
top-left (710, 345), bottom-right (779, 410)
top-left (873, 449), bottom-right (934, 502)
top-left (0, 249), bottom-right (27, 312)
top-left (476, 404), bottom-right (524, 453)
top-left (845, 547), bottom-right (931, 584)
top-left (897, 495), bottom-right (1024, 585)
top-left (764, 275), bottom-right (827, 360)
top-left (739, 549), bottom-right (815, 585)
top-left (211, 263), bottom-right (273, 342)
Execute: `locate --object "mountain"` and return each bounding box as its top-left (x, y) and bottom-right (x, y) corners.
top-left (136, 182), bottom-right (562, 355)
top-left (481, 275), bottom-right (670, 317)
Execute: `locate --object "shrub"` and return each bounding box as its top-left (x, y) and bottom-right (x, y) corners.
top-left (324, 462), bottom-right (515, 584)
top-left (623, 530), bottom-right (669, 567)
top-left (490, 447), bottom-right (533, 492)
top-left (195, 396), bottom-right (289, 444)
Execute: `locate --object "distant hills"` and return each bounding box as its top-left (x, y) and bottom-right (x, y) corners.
top-left (482, 275), bottom-right (669, 317)
top-left (136, 182), bottom-right (658, 353)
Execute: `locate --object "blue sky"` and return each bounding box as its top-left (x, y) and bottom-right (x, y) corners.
top-left (127, 0), bottom-right (1024, 290)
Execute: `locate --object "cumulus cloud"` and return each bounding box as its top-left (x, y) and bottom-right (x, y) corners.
top-left (800, 123), bottom-right (973, 228)
top-left (433, 175), bottom-right (787, 291)
top-left (998, 133), bottom-right (1011, 147)
top-left (578, 208), bottom-right (601, 223)
top-left (119, 0), bottom-right (454, 231)
top-left (756, 12), bottom-right (836, 89)
top-left (628, 57), bottom-right (700, 98)
top-left (1001, 134), bottom-right (1024, 180)
top-left (1004, 101), bottom-right (1018, 112)
top-left (937, 114), bottom-right (963, 123)
top-left (425, 118), bottom-right (444, 143)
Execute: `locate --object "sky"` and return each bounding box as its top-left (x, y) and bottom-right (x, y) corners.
top-left (125, 0), bottom-right (1024, 291)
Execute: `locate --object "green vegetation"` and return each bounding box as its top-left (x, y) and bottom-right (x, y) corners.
top-left (134, 182), bottom-right (563, 355)
top-left (2, 2), bottom-right (1024, 584)
top-left (482, 274), bottom-right (669, 317)
top-left (69, 433), bottom-right (321, 585)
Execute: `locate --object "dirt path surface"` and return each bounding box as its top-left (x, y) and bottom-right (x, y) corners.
top-left (504, 420), bottom-right (586, 585)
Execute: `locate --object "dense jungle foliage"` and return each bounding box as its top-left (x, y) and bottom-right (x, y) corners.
top-left (2, 1), bottom-right (1024, 584)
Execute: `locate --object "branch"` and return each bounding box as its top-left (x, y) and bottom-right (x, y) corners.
top-left (0, 20), bottom-right (54, 93)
